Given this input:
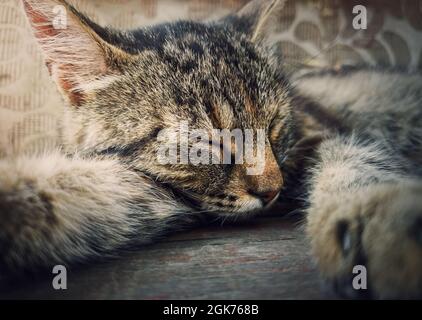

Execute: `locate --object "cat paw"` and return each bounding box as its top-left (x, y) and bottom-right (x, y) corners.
top-left (307, 182), bottom-right (422, 299)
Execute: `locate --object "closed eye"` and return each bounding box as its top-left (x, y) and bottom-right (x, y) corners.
top-left (269, 119), bottom-right (283, 139)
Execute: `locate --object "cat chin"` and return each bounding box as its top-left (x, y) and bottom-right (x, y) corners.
top-left (230, 196), bottom-right (280, 217)
top-left (206, 199), bottom-right (264, 217)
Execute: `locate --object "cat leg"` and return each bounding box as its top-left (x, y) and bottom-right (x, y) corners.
top-left (307, 136), bottom-right (422, 299)
top-left (0, 151), bottom-right (190, 273)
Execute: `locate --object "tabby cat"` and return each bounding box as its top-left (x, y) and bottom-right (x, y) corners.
top-left (0, 0), bottom-right (421, 299)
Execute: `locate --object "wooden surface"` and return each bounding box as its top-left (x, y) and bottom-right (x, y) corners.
top-left (0, 217), bottom-right (325, 300)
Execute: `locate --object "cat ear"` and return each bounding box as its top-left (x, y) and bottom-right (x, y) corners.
top-left (22, 0), bottom-right (131, 106)
top-left (235, 0), bottom-right (285, 43)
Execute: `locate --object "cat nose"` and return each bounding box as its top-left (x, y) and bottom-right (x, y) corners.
top-left (249, 189), bottom-right (280, 205)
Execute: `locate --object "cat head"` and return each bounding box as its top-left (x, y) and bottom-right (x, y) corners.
top-left (23, 0), bottom-right (299, 217)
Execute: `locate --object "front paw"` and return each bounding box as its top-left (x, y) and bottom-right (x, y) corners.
top-left (307, 182), bottom-right (422, 299)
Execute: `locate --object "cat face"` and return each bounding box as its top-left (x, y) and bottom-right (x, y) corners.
top-left (24, 0), bottom-right (296, 216)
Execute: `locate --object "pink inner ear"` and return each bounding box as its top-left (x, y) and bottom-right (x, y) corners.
top-left (59, 76), bottom-right (85, 106)
top-left (23, 0), bottom-right (91, 106)
top-left (23, 0), bottom-right (118, 107)
top-left (23, 1), bottom-right (59, 39)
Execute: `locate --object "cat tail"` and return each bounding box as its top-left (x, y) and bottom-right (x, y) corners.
top-left (0, 151), bottom-right (188, 274)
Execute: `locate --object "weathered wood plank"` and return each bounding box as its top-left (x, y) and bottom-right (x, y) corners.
top-left (0, 217), bottom-right (324, 299)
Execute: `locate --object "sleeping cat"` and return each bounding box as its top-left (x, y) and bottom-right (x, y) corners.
top-left (0, 0), bottom-right (421, 299)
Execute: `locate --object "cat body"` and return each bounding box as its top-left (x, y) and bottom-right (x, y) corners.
top-left (0, 0), bottom-right (421, 299)
top-left (295, 69), bottom-right (422, 298)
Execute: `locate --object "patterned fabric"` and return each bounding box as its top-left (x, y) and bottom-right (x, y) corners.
top-left (1, 0), bottom-right (421, 156)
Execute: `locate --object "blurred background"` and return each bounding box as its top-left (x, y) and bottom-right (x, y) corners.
top-left (0, 0), bottom-right (421, 157)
